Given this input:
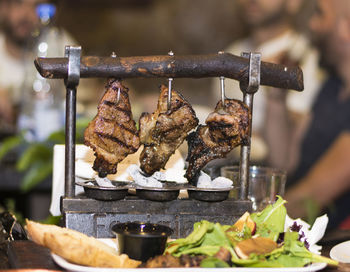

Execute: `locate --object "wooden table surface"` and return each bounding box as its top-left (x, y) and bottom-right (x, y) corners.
top-left (2, 240), bottom-right (350, 271)
top-left (7, 240), bottom-right (61, 270)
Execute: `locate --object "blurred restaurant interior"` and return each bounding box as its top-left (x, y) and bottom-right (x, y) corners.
top-left (2, 0), bottom-right (350, 270)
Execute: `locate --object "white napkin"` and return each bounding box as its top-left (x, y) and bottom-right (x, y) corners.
top-left (50, 145), bottom-right (86, 216)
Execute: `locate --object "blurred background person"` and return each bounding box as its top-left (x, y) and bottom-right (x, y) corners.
top-left (283, 0), bottom-right (350, 229)
top-left (0, 0), bottom-right (41, 136)
top-left (0, 0), bottom-right (98, 141)
top-left (212, 0), bottom-right (324, 168)
top-left (0, 0), bottom-right (99, 220)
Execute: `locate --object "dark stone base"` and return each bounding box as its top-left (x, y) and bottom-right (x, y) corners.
top-left (62, 195), bottom-right (252, 238)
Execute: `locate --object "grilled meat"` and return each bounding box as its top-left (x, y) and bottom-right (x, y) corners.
top-left (139, 85), bottom-right (198, 176)
top-left (214, 247), bottom-right (232, 264)
top-left (142, 254), bottom-right (206, 268)
top-left (185, 99), bottom-right (250, 185)
top-left (84, 79), bottom-right (140, 177)
top-left (141, 255), bottom-right (181, 268)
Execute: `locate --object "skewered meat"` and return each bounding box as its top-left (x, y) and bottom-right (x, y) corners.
top-left (84, 79), bottom-right (140, 177)
top-left (185, 99), bottom-right (250, 185)
top-left (139, 85), bottom-right (198, 176)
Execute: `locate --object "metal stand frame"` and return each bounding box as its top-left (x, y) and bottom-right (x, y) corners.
top-left (34, 48), bottom-right (303, 238)
top-left (239, 52), bottom-right (261, 200)
top-left (64, 46), bottom-right (81, 198)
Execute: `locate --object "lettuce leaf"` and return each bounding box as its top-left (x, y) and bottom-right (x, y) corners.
top-left (200, 257), bottom-right (230, 268)
top-left (282, 231), bottom-right (338, 266)
top-left (175, 245), bottom-right (221, 257)
top-left (164, 197), bottom-right (338, 268)
top-left (164, 220), bottom-right (212, 255)
top-left (251, 196), bottom-right (287, 241)
top-left (166, 221), bottom-right (233, 257)
top-left (247, 231), bottom-right (339, 267)
top-left (225, 224), bottom-right (253, 246)
top-left (201, 223), bottom-right (231, 247)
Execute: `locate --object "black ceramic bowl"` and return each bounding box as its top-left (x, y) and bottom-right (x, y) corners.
top-left (76, 180), bottom-right (130, 201)
top-left (135, 182), bottom-right (184, 202)
top-left (111, 222), bottom-right (173, 262)
top-left (187, 187), bottom-right (231, 202)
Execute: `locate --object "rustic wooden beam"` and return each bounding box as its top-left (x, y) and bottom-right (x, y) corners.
top-left (34, 53), bottom-right (303, 91)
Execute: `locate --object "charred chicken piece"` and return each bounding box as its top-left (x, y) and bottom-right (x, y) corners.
top-left (141, 255), bottom-right (181, 268)
top-left (84, 79), bottom-right (140, 177)
top-left (142, 254), bottom-right (206, 268)
top-left (214, 247), bottom-right (232, 264)
top-left (185, 99), bottom-right (250, 185)
top-left (139, 85), bottom-right (198, 176)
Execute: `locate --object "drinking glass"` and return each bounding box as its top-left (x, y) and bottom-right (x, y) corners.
top-left (220, 165), bottom-right (286, 211)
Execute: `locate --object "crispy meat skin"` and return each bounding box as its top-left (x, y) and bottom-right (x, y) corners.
top-left (185, 99), bottom-right (250, 185)
top-left (214, 247), bottom-right (232, 264)
top-left (142, 254), bottom-right (206, 268)
top-left (139, 85), bottom-right (198, 175)
top-left (84, 79), bottom-right (140, 177)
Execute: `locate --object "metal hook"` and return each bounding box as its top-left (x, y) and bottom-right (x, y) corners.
top-left (117, 87), bottom-right (121, 104)
top-left (220, 76), bottom-right (225, 105)
top-left (218, 51), bottom-right (226, 106)
top-left (111, 52), bottom-right (121, 104)
top-left (167, 50), bottom-right (174, 110)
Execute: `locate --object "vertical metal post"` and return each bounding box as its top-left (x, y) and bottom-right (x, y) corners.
top-left (239, 52), bottom-right (261, 200)
top-left (64, 46), bottom-right (81, 198)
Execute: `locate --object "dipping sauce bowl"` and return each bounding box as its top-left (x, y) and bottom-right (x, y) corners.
top-left (111, 222), bottom-right (173, 262)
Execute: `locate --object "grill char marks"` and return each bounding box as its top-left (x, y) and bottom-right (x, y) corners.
top-left (142, 254), bottom-right (206, 268)
top-left (185, 99), bottom-right (250, 185)
top-left (139, 84), bottom-right (198, 176)
top-left (84, 78), bottom-right (140, 177)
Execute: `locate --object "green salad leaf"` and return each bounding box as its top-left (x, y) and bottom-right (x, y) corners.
top-left (251, 196), bottom-right (287, 241)
top-left (201, 223), bottom-right (231, 247)
top-left (225, 224), bottom-right (253, 246)
top-left (282, 231), bottom-right (338, 266)
top-left (164, 197), bottom-right (338, 268)
top-left (165, 220), bottom-right (212, 255)
top-left (200, 257), bottom-right (230, 268)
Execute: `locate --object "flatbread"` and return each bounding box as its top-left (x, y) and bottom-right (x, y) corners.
top-left (26, 219), bottom-right (141, 268)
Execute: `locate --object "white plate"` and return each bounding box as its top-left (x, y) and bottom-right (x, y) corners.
top-left (51, 239), bottom-right (327, 272)
top-left (330, 240), bottom-right (350, 263)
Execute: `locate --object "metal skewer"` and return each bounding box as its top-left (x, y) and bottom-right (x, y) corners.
top-left (117, 87), bottom-right (121, 104)
top-left (167, 50), bottom-right (174, 110)
top-left (111, 52), bottom-right (121, 104)
top-left (220, 76), bottom-right (225, 105)
top-left (218, 51), bottom-right (226, 106)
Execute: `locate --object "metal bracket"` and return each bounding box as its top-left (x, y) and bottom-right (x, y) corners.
top-left (240, 52), bottom-right (261, 95)
top-left (64, 46), bottom-right (81, 198)
top-left (64, 46), bottom-right (81, 88)
top-left (239, 52), bottom-right (261, 200)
